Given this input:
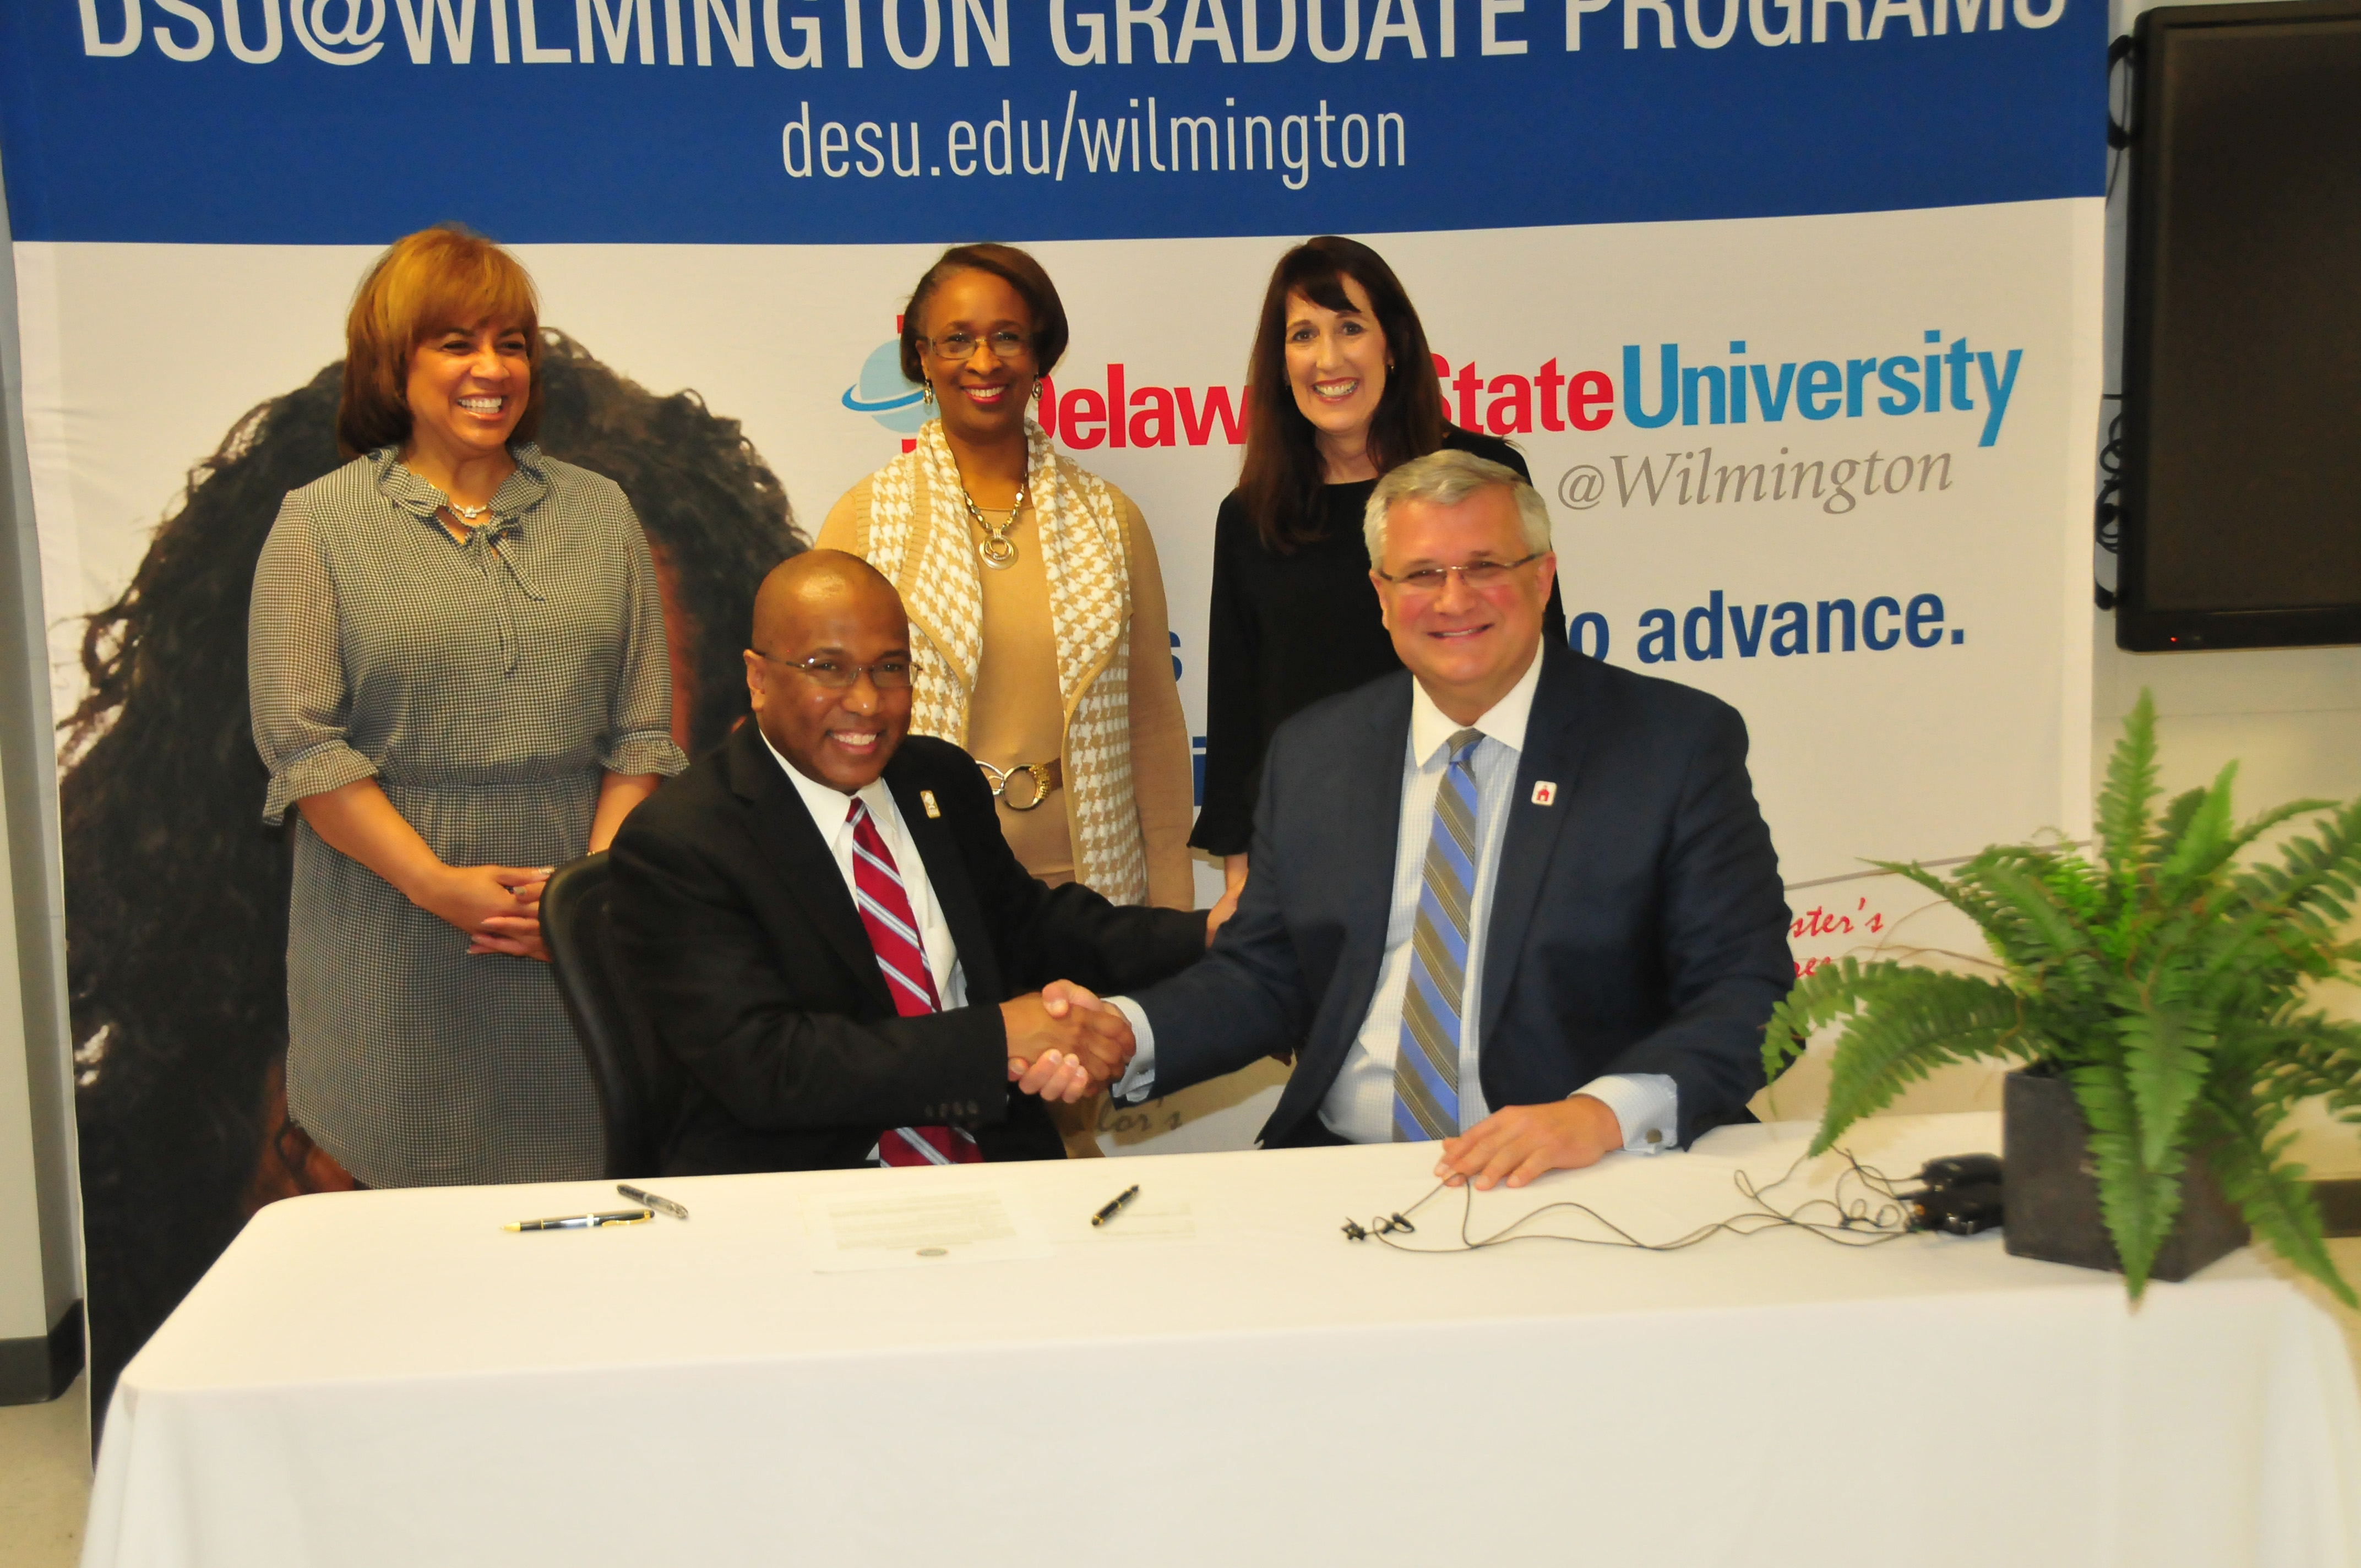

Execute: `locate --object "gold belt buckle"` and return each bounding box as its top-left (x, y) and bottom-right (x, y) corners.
top-left (980, 759), bottom-right (1058, 811)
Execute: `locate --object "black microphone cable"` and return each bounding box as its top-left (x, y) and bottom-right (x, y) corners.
top-left (1342, 1148), bottom-right (2003, 1256)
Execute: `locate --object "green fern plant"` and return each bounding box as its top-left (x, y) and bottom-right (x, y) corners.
top-left (1764, 690), bottom-right (2361, 1302)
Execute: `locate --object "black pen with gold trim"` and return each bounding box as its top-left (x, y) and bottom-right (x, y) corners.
top-left (1091, 1184), bottom-right (1141, 1227)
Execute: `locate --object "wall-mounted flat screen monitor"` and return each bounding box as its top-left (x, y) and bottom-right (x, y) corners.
top-left (2116, 0), bottom-right (2361, 651)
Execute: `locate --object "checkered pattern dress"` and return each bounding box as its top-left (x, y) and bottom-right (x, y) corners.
top-left (248, 444), bottom-right (687, 1188)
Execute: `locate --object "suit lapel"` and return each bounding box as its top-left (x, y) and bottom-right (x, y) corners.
top-left (1341, 684), bottom-right (1413, 989)
top-left (726, 725), bottom-right (894, 1015)
top-left (885, 763), bottom-right (1002, 1004)
top-left (1477, 643), bottom-right (1595, 1039)
top-left (1287, 679), bottom-right (1413, 1093)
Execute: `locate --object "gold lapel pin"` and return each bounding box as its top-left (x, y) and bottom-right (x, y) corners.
top-left (920, 789), bottom-right (942, 819)
top-left (1531, 781), bottom-right (1558, 807)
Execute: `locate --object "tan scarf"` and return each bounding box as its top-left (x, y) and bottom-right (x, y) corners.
top-left (863, 418), bottom-right (1146, 905)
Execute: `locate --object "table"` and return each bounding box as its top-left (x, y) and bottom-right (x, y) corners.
top-left (82, 1114), bottom-right (2361, 1568)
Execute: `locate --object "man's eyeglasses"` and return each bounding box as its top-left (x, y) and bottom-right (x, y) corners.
top-left (922, 329), bottom-right (1031, 364)
top-left (756, 651), bottom-right (921, 690)
top-left (1373, 552), bottom-right (1547, 595)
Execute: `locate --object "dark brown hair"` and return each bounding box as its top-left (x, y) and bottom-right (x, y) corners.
top-left (897, 243), bottom-right (1070, 385)
top-left (336, 225), bottom-right (545, 459)
top-left (1237, 237), bottom-right (1446, 553)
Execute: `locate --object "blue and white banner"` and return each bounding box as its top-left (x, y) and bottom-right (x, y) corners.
top-left (4, 1), bottom-right (2102, 1170)
top-left (6, 0), bottom-right (2097, 241)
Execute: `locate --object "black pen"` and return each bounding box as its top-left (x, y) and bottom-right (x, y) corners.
top-left (617, 1183), bottom-right (690, 1221)
top-left (505, 1208), bottom-right (651, 1232)
top-left (1091, 1184), bottom-right (1141, 1227)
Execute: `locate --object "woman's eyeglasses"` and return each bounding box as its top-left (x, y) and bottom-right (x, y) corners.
top-left (923, 330), bottom-right (1031, 364)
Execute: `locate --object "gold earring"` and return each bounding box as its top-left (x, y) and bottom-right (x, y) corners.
top-left (923, 380), bottom-right (935, 405)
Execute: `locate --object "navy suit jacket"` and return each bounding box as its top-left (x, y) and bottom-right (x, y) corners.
top-left (1133, 640), bottom-right (1793, 1148)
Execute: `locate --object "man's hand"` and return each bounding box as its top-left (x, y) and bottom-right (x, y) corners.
top-left (1001, 986), bottom-right (1134, 1086)
top-left (1040, 978), bottom-right (1110, 1019)
top-left (1007, 1049), bottom-right (1094, 1103)
top-left (1435, 1095), bottom-right (1624, 1190)
top-left (1011, 983), bottom-right (1113, 1103)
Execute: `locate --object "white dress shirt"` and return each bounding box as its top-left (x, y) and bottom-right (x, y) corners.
top-left (1114, 646), bottom-right (1677, 1152)
top-left (763, 733), bottom-right (967, 1010)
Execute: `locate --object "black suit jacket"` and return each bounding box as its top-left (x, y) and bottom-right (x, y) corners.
top-left (1134, 640), bottom-right (1794, 1149)
top-left (610, 725), bottom-right (1210, 1175)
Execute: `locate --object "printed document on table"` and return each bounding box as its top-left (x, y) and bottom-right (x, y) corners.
top-left (806, 1185), bottom-right (1052, 1272)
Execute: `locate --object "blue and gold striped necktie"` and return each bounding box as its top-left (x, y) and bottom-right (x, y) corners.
top-left (1393, 728), bottom-right (1483, 1142)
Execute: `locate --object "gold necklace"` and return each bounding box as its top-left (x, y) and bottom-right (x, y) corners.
top-left (960, 475), bottom-right (1027, 570)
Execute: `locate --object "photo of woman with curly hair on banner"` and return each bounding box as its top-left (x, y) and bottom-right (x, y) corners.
top-left (61, 331), bottom-right (802, 1419)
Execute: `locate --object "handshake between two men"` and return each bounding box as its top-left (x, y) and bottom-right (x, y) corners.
top-left (999, 983), bottom-right (1135, 1106)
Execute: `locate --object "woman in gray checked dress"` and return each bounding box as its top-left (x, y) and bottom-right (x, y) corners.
top-left (248, 227), bottom-right (687, 1186)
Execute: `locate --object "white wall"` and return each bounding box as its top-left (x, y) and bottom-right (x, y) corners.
top-left (0, 150), bottom-right (84, 1372)
top-left (0, 738), bottom-right (48, 1345)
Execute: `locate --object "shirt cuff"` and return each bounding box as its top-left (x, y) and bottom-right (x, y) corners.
top-left (1107, 996), bottom-right (1156, 1103)
top-left (1574, 1074), bottom-right (1678, 1154)
top-left (260, 741), bottom-right (378, 826)
top-left (599, 730), bottom-right (689, 778)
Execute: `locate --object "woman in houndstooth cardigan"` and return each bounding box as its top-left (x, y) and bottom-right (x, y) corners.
top-left (247, 228), bottom-right (687, 1187)
top-left (817, 244), bottom-right (1207, 1159)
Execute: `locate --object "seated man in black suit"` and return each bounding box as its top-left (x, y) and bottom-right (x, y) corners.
top-left (611, 551), bottom-right (1216, 1174)
top-left (1085, 449), bottom-right (1793, 1189)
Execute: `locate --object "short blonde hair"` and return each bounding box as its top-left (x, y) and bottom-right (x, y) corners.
top-left (336, 226), bottom-right (543, 459)
top-left (1363, 448), bottom-right (1553, 567)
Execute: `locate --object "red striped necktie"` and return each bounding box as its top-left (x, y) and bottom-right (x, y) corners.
top-left (848, 798), bottom-right (981, 1167)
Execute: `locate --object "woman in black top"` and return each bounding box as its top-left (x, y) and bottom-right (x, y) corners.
top-left (1190, 237), bottom-right (1566, 893)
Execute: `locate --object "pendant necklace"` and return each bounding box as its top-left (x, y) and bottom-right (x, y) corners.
top-left (960, 475), bottom-right (1027, 570)
top-left (438, 500), bottom-right (492, 546)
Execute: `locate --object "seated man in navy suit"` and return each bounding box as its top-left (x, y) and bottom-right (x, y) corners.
top-left (1089, 450), bottom-right (1793, 1188)
top-left (611, 551), bottom-right (1215, 1175)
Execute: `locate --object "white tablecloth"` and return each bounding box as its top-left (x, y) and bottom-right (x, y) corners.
top-left (84, 1113), bottom-right (2361, 1568)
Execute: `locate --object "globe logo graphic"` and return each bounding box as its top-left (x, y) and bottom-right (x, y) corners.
top-left (841, 341), bottom-right (929, 435)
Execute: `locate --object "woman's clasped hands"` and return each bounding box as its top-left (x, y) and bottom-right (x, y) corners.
top-left (418, 862), bottom-right (554, 961)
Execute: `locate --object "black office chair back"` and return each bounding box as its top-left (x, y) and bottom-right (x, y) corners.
top-left (543, 852), bottom-right (671, 1178)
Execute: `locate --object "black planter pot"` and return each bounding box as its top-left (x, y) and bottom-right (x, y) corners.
top-left (2002, 1068), bottom-right (2249, 1281)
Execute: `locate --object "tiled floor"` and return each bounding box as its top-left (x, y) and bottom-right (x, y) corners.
top-left (8, 1245), bottom-right (2359, 1568)
top-left (0, 1373), bottom-right (88, 1568)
